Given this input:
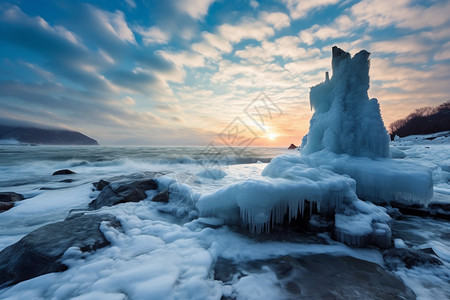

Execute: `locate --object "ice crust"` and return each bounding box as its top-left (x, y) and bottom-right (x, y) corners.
top-left (197, 154), bottom-right (393, 247)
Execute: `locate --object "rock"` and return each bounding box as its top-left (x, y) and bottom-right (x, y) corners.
top-left (0, 192), bottom-right (25, 213)
top-left (288, 143), bottom-right (298, 149)
top-left (392, 203), bottom-right (450, 220)
top-left (383, 248), bottom-right (443, 269)
top-left (53, 169), bottom-right (76, 176)
top-left (0, 192), bottom-right (25, 203)
top-left (0, 202), bottom-right (15, 213)
top-left (59, 179), bottom-right (75, 183)
top-left (0, 213), bottom-right (120, 287)
top-left (89, 179), bottom-right (158, 210)
top-left (385, 206), bottom-right (402, 219)
top-left (151, 189), bottom-right (169, 203)
top-left (215, 255), bottom-right (415, 299)
top-left (92, 179), bottom-right (110, 191)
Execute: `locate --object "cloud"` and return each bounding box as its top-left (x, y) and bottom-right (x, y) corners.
top-left (108, 68), bottom-right (171, 95)
top-left (190, 11), bottom-right (290, 61)
top-left (134, 25), bottom-right (170, 45)
top-left (219, 21), bottom-right (275, 44)
top-left (125, 0), bottom-right (136, 9)
top-left (175, 0), bottom-right (216, 20)
top-left (299, 15), bottom-right (354, 45)
top-left (235, 36), bottom-right (322, 67)
top-left (281, 0), bottom-right (341, 20)
top-left (261, 12), bottom-right (290, 30)
top-left (158, 50), bottom-right (206, 68)
top-left (89, 6), bottom-right (136, 44)
top-left (434, 42), bottom-right (450, 61)
top-left (370, 35), bottom-right (430, 55)
top-left (351, 0), bottom-right (450, 30)
top-left (123, 96), bottom-right (136, 105)
top-left (0, 5), bottom-right (86, 59)
top-left (250, 1), bottom-right (259, 9)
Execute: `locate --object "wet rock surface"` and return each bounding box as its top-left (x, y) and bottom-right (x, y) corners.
top-left (383, 248), bottom-right (443, 269)
top-left (0, 192), bottom-right (25, 213)
top-left (0, 192), bottom-right (25, 203)
top-left (0, 213), bottom-right (120, 287)
top-left (392, 203), bottom-right (450, 220)
top-left (215, 254), bottom-right (415, 299)
top-left (88, 178), bottom-right (158, 210)
top-left (151, 189), bottom-right (169, 203)
top-left (92, 179), bottom-right (110, 191)
top-left (52, 169), bottom-right (76, 176)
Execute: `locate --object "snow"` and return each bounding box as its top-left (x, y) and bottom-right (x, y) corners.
top-left (0, 197), bottom-right (385, 300)
top-left (232, 266), bottom-right (285, 300)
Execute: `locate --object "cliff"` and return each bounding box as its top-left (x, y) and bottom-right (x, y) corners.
top-left (0, 125), bottom-right (99, 145)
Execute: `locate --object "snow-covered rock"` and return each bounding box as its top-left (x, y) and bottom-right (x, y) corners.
top-left (301, 46), bottom-right (390, 158)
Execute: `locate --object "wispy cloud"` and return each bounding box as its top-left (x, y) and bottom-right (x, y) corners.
top-left (281, 0), bottom-right (341, 19)
top-left (134, 25), bottom-right (170, 45)
top-left (175, 0), bottom-right (216, 20)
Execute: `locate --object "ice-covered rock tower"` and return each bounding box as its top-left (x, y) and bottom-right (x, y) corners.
top-left (196, 46), bottom-right (433, 247)
top-left (301, 46), bottom-right (390, 158)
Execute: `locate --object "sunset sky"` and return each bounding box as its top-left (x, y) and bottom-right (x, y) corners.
top-left (0, 0), bottom-right (449, 146)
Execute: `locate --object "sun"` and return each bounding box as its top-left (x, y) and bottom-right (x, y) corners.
top-left (267, 133), bottom-right (277, 140)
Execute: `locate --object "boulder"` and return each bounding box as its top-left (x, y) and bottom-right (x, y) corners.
top-left (0, 213), bottom-right (120, 287)
top-left (151, 189), bottom-right (169, 203)
top-left (52, 169), bottom-right (76, 176)
top-left (383, 248), bottom-right (443, 269)
top-left (215, 255), bottom-right (415, 299)
top-left (92, 179), bottom-right (110, 191)
top-left (89, 179), bottom-right (158, 210)
top-left (0, 192), bottom-right (25, 213)
top-left (59, 179), bottom-right (75, 183)
top-left (0, 192), bottom-right (25, 202)
top-left (0, 202), bottom-right (15, 213)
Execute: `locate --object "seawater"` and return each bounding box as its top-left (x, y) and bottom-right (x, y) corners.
top-left (0, 145), bottom-right (291, 193)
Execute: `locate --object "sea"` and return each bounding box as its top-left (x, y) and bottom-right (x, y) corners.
top-left (0, 145), bottom-right (290, 192)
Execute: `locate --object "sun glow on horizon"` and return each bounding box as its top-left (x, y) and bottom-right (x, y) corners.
top-left (267, 133), bottom-right (278, 140)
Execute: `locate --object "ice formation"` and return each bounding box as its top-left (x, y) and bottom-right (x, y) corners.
top-left (301, 46), bottom-right (390, 158)
top-left (298, 46), bottom-right (433, 206)
top-left (197, 156), bottom-right (357, 233)
top-left (197, 47), bottom-right (432, 247)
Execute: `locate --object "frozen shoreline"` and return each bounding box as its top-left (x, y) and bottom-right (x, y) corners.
top-left (0, 137), bottom-right (448, 299)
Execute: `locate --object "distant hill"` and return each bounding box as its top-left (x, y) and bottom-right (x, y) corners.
top-left (389, 100), bottom-right (450, 140)
top-left (0, 125), bottom-right (99, 145)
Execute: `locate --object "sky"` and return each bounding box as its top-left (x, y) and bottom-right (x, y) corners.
top-left (0, 0), bottom-right (449, 146)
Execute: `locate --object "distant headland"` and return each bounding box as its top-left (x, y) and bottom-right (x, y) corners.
top-left (0, 125), bottom-right (98, 145)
